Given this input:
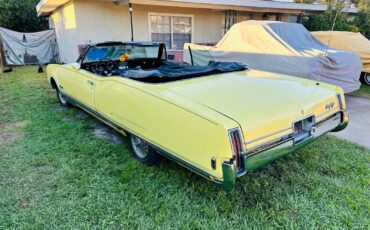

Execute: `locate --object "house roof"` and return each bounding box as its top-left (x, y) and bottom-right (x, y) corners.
top-left (36, 0), bottom-right (70, 16)
top-left (36, 0), bottom-right (358, 16)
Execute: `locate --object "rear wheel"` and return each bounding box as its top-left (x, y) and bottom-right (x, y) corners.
top-left (360, 72), bottom-right (370, 86)
top-left (56, 88), bottom-right (71, 107)
top-left (130, 135), bottom-right (159, 165)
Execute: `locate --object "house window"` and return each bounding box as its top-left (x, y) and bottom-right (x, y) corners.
top-left (221, 11), bottom-right (251, 35)
top-left (150, 14), bottom-right (192, 50)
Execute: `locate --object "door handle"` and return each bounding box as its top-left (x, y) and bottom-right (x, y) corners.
top-left (87, 80), bottom-right (94, 86)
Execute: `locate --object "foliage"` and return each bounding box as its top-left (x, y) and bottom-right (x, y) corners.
top-left (353, 10), bottom-right (370, 38)
top-left (302, 8), bottom-right (359, 32)
top-left (302, 10), bottom-right (370, 39)
top-left (0, 0), bottom-right (48, 32)
top-left (0, 66), bottom-right (369, 229)
top-left (354, 0), bottom-right (370, 10)
top-left (302, 0), bottom-right (370, 38)
top-left (350, 84), bottom-right (370, 98)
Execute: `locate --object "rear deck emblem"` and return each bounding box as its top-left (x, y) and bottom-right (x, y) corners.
top-left (325, 102), bottom-right (335, 111)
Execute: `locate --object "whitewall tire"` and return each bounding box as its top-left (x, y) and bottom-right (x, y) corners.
top-left (360, 72), bottom-right (370, 86)
top-left (56, 89), bottom-right (71, 107)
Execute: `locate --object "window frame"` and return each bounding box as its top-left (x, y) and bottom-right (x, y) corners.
top-left (148, 12), bottom-right (194, 51)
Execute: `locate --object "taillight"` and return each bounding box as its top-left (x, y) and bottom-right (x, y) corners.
top-left (228, 129), bottom-right (243, 169)
top-left (337, 94), bottom-right (344, 110)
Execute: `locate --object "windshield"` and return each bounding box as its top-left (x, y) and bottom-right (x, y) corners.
top-left (83, 44), bottom-right (161, 63)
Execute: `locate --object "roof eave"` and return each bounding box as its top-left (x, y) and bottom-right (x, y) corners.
top-left (36, 0), bottom-right (359, 17)
top-left (36, 0), bottom-right (71, 16)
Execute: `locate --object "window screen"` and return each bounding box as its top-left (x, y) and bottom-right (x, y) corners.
top-left (150, 15), bottom-right (192, 50)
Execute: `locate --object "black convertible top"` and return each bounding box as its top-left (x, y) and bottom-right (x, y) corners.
top-left (112, 61), bottom-right (247, 83)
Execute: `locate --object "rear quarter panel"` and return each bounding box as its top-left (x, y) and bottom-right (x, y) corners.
top-left (95, 77), bottom-right (235, 180)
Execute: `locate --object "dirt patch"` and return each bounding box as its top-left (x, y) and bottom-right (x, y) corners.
top-left (51, 105), bottom-right (64, 112)
top-left (63, 115), bottom-right (73, 121)
top-left (0, 121), bottom-right (29, 144)
top-left (76, 110), bottom-right (88, 119)
top-left (92, 122), bottom-right (122, 145)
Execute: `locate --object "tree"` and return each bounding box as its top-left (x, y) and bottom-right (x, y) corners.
top-left (0, 0), bottom-right (48, 32)
top-left (353, 11), bottom-right (370, 37)
top-left (302, 8), bottom-right (359, 32)
top-left (353, 0), bottom-right (370, 10)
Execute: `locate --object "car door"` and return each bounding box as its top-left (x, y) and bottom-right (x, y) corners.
top-left (58, 65), bottom-right (96, 110)
top-left (70, 67), bottom-right (96, 109)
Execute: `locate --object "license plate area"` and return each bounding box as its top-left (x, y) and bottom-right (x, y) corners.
top-left (293, 116), bottom-right (314, 144)
top-left (313, 113), bottom-right (341, 137)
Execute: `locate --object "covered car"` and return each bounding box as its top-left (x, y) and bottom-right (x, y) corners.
top-left (184, 20), bottom-right (362, 93)
top-left (312, 31), bottom-right (370, 85)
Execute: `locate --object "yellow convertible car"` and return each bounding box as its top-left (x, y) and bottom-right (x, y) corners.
top-left (47, 42), bottom-right (348, 191)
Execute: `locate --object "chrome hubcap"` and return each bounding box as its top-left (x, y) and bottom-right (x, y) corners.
top-left (131, 136), bottom-right (150, 158)
top-left (58, 91), bottom-right (68, 104)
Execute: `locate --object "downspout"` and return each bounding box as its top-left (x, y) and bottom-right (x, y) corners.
top-left (129, 2), bottom-right (134, 41)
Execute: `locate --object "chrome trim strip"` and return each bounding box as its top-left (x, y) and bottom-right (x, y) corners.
top-left (245, 111), bottom-right (339, 147)
top-left (245, 111), bottom-right (341, 156)
top-left (59, 92), bottom-right (218, 181)
top-left (228, 128), bottom-right (245, 152)
top-left (227, 127), bottom-right (245, 172)
top-left (245, 134), bottom-right (293, 155)
top-left (316, 107), bottom-right (340, 120)
top-left (244, 138), bottom-right (294, 158)
top-left (244, 127), bottom-right (292, 145)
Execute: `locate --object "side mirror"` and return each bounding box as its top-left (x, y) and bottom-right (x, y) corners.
top-left (71, 63), bottom-right (81, 70)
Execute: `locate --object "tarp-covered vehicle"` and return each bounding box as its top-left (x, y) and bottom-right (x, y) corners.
top-left (312, 31), bottom-right (370, 85)
top-left (184, 21), bottom-right (362, 93)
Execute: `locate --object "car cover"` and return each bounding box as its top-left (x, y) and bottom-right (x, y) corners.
top-left (183, 21), bottom-right (362, 93)
top-left (312, 31), bottom-right (370, 73)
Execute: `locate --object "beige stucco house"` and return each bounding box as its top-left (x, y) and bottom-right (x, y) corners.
top-left (36, 0), bottom-right (358, 63)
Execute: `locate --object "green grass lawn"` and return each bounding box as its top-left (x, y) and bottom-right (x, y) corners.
top-left (350, 84), bottom-right (370, 99)
top-left (0, 67), bottom-right (369, 229)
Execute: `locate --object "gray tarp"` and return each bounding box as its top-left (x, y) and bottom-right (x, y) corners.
top-left (0, 27), bottom-right (58, 65)
top-left (184, 21), bottom-right (362, 93)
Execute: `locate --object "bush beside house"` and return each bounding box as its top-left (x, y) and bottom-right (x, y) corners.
top-left (302, 0), bottom-right (370, 38)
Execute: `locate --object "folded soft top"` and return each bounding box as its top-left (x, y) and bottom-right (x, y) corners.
top-left (113, 61), bottom-right (246, 81)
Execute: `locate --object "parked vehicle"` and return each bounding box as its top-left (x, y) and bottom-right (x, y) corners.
top-left (184, 20), bottom-right (362, 93)
top-left (47, 42), bottom-right (348, 191)
top-left (312, 31), bottom-right (370, 86)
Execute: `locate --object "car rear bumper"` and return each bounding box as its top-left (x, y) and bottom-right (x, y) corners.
top-left (220, 110), bottom-right (349, 191)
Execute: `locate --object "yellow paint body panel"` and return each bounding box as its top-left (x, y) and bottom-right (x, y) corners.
top-left (47, 63), bottom-right (346, 183)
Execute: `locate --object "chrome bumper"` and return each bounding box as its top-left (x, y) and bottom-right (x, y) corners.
top-left (220, 110), bottom-right (349, 191)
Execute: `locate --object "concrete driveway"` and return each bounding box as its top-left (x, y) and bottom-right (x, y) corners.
top-left (332, 96), bottom-right (370, 148)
